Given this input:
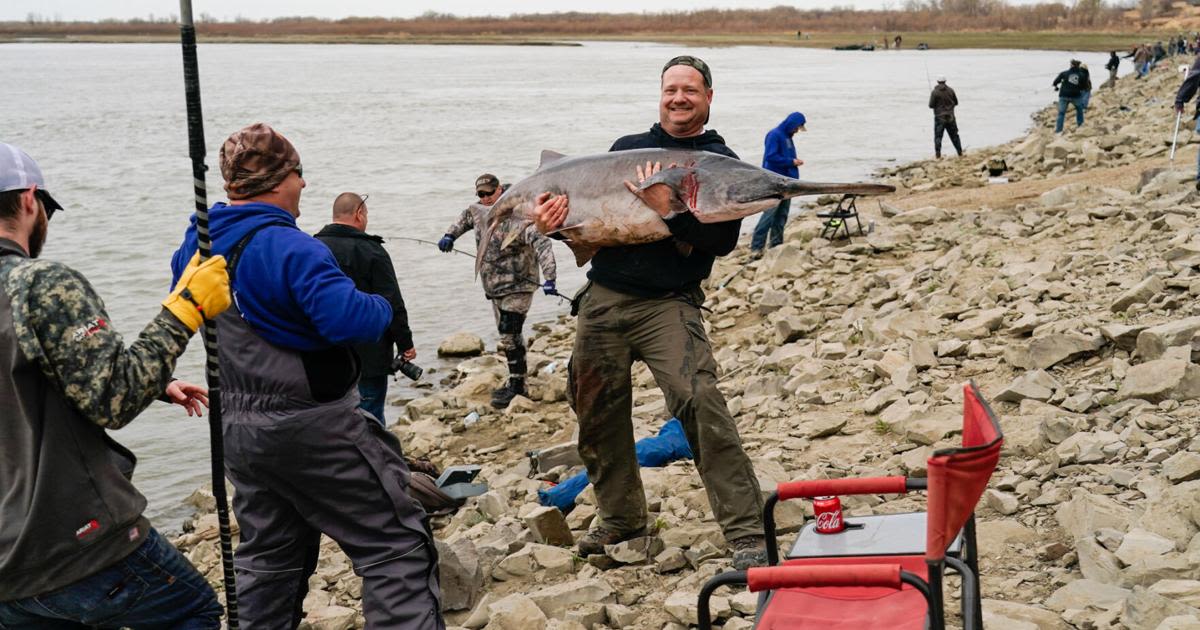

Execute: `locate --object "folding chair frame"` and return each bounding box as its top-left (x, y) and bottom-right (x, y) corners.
top-left (817, 194), bottom-right (863, 240)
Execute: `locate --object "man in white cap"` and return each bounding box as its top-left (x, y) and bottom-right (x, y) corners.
top-left (0, 142), bottom-right (230, 627)
top-left (929, 76), bottom-right (963, 158)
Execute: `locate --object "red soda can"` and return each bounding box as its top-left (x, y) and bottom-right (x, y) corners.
top-left (813, 496), bottom-right (845, 534)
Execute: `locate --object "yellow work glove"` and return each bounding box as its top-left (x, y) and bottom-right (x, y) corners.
top-left (162, 252), bottom-right (231, 333)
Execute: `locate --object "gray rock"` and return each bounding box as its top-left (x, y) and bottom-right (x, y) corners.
top-left (1117, 359), bottom-right (1200, 403)
top-left (1154, 616), bottom-right (1200, 630)
top-left (488, 594), bottom-right (548, 630)
top-left (436, 538), bottom-right (484, 611)
top-left (863, 386), bottom-right (901, 415)
top-left (1045, 579), bottom-right (1131, 612)
top-left (605, 536), bottom-right (664, 564)
top-left (996, 370), bottom-right (1061, 403)
top-left (982, 599), bottom-right (1068, 629)
top-left (1164, 452), bottom-right (1200, 483)
top-left (1056, 490), bottom-right (1134, 544)
top-left (1137, 317), bottom-right (1200, 361)
top-left (1122, 586), bottom-right (1200, 630)
top-left (1149, 579), bottom-right (1200, 607)
top-left (1115, 528), bottom-right (1177, 566)
top-left (527, 578), bottom-right (615, 620)
top-left (1008, 332), bottom-right (1106, 370)
top-left (1078, 537), bottom-right (1124, 584)
top-left (1112, 276), bottom-right (1166, 313)
top-left (654, 546), bottom-right (688, 573)
top-left (438, 331), bottom-right (485, 357)
top-left (1101, 323), bottom-right (1149, 351)
top-left (985, 489), bottom-right (1019, 515)
top-left (524, 506), bottom-right (575, 547)
top-left (909, 339), bottom-right (938, 369)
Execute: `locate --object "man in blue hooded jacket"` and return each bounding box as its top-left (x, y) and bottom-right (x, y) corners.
top-left (750, 111), bottom-right (806, 256)
top-left (170, 123), bottom-right (442, 630)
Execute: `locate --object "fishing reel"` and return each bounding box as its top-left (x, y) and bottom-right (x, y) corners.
top-left (391, 352), bottom-right (424, 381)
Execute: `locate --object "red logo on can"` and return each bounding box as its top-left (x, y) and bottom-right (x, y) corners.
top-left (813, 496), bottom-right (844, 534)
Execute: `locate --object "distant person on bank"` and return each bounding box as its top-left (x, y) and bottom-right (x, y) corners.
top-left (1053, 59), bottom-right (1089, 133)
top-left (0, 143), bottom-right (228, 628)
top-left (315, 192), bottom-right (416, 426)
top-left (1174, 54), bottom-right (1200, 189)
top-left (1102, 51), bottom-right (1120, 89)
top-left (750, 111), bottom-right (806, 257)
top-left (929, 75), bottom-right (963, 159)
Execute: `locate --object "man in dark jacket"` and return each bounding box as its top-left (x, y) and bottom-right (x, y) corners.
top-left (929, 76), bottom-right (963, 158)
top-left (533, 56), bottom-right (767, 571)
top-left (750, 111), bottom-right (806, 256)
top-left (1174, 54), bottom-right (1200, 188)
top-left (0, 143), bottom-right (228, 627)
top-left (170, 124), bottom-right (442, 629)
top-left (1053, 59), bottom-right (1090, 133)
top-left (1102, 51), bottom-right (1120, 89)
top-left (316, 192), bottom-right (415, 425)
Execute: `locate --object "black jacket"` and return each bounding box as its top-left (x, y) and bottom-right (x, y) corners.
top-left (587, 123), bottom-right (743, 298)
top-left (1053, 67), bottom-right (1089, 98)
top-left (315, 224), bottom-right (413, 377)
top-left (929, 84), bottom-right (958, 121)
top-left (1106, 54), bottom-right (1119, 71)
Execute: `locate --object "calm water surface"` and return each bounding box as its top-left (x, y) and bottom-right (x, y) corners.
top-left (1, 41), bottom-right (1105, 526)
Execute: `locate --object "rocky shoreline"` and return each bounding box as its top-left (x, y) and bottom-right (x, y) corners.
top-left (175, 64), bottom-right (1200, 629)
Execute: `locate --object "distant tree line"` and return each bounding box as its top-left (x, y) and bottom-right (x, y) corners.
top-left (0, 1), bottom-right (1155, 38)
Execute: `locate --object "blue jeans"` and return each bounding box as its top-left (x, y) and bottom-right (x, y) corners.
top-left (1055, 96), bottom-right (1085, 132)
top-left (0, 528), bottom-right (222, 629)
top-left (357, 375), bottom-right (388, 426)
top-left (750, 199), bottom-right (791, 251)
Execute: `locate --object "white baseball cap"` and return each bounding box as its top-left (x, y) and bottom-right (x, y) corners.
top-left (937, 75), bottom-right (947, 83)
top-left (0, 143), bottom-right (64, 211)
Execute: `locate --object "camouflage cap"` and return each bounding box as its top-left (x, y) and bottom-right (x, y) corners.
top-left (475, 173), bottom-right (500, 193)
top-left (662, 55), bottom-right (712, 88)
top-left (219, 123), bottom-right (301, 200)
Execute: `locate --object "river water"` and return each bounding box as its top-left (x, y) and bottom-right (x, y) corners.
top-left (2, 41), bottom-right (1106, 526)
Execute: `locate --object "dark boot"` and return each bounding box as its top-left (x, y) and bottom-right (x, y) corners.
top-left (490, 378), bottom-right (526, 409)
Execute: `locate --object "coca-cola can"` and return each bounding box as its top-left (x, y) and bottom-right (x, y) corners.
top-left (813, 496), bottom-right (845, 534)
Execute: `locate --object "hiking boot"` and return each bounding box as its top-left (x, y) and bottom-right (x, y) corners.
top-left (750, 249), bottom-right (764, 261)
top-left (577, 525), bottom-right (648, 557)
top-left (730, 535), bottom-right (768, 571)
top-left (490, 380), bottom-right (526, 409)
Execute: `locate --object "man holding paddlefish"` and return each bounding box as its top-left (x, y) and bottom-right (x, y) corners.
top-left (169, 124), bottom-right (442, 629)
top-left (521, 55), bottom-right (892, 570)
top-left (0, 143), bottom-right (227, 628)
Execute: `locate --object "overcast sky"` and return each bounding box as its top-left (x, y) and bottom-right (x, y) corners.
top-left (4, 0), bottom-right (1058, 21)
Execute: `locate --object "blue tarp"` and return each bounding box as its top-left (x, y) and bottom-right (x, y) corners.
top-left (538, 418), bottom-right (694, 512)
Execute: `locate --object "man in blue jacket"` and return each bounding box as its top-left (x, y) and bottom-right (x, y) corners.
top-left (750, 112), bottom-right (806, 257)
top-left (170, 124), bottom-right (442, 629)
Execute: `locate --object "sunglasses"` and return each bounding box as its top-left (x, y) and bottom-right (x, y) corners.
top-left (355, 193), bottom-right (369, 213)
top-left (477, 189), bottom-right (497, 199)
top-left (294, 164), bottom-right (304, 179)
top-left (28, 189), bottom-right (57, 221)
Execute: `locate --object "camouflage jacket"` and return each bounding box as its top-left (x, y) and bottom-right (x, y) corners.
top-left (0, 238), bottom-right (191, 599)
top-left (445, 203), bottom-right (557, 298)
top-left (0, 246), bottom-right (190, 429)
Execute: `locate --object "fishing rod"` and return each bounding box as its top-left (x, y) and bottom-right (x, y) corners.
top-left (385, 235), bottom-right (575, 305)
top-left (178, 3), bottom-right (239, 627)
top-left (1171, 110), bottom-right (1183, 162)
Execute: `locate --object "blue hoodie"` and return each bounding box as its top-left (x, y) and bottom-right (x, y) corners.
top-left (762, 112), bottom-right (806, 179)
top-left (170, 202), bottom-right (391, 352)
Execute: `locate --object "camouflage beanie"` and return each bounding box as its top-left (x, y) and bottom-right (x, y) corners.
top-left (219, 123), bottom-right (301, 200)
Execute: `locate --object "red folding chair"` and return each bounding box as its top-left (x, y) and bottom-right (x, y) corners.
top-left (698, 382), bottom-right (1002, 630)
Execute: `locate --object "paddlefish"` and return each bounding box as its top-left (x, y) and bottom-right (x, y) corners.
top-left (480, 148), bottom-right (894, 269)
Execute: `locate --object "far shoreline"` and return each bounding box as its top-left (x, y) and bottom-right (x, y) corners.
top-left (0, 31), bottom-right (1171, 52)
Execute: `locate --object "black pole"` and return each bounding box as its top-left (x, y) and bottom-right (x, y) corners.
top-left (178, 3), bottom-right (239, 627)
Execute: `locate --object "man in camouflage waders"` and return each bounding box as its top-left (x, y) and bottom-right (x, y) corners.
top-left (532, 56), bottom-right (767, 571)
top-left (438, 174), bottom-right (557, 409)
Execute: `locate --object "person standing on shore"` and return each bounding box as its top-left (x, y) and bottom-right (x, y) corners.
top-left (1102, 51), bottom-right (1120, 89)
top-left (1174, 54), bottom-right (1200, 190)
top-left (0, 143), bottom-right (228, 628)
top-left (169, 123), bottom-right (443, 629)
top-left (1053, 59), bottom-right (1089, 133)
top-left (315, 192), bottom-right (416, 426)
top-left (750, 111), bottom-right (806, 257)
top-left (533, 55), bottom-right (768, 571)
top-left (438, 174), bottom-right (557, 409)
top-left (929, 75), bottom-right (963, 158)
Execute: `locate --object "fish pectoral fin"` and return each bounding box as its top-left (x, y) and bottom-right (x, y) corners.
top-left (562, 239), bottom-right (601, 267)
top-left (632, 182), bottom-right (690, 218)
top-left (538, 149), bottom-right (568, 169)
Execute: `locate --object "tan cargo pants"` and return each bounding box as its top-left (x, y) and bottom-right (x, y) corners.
top-left (568, 282), bottom-right (764, 542)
